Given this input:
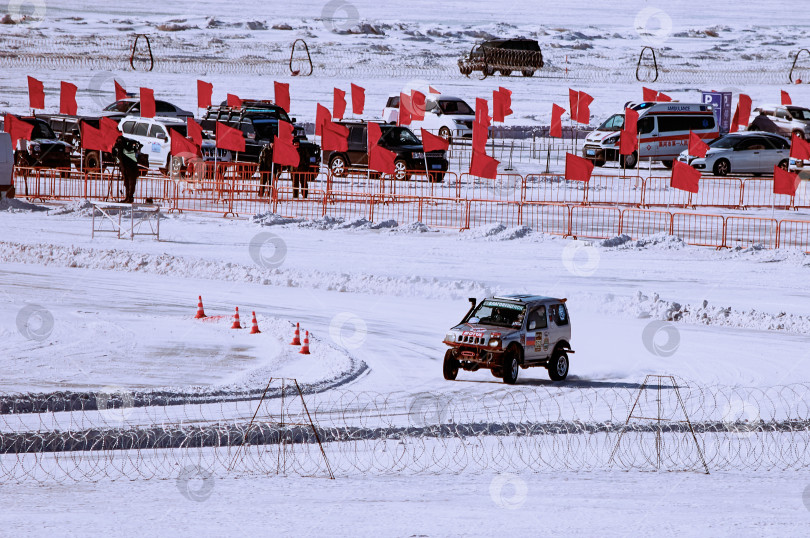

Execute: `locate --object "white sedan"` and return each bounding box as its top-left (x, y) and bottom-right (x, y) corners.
top-left (678, 132), bottom-right (790, 176)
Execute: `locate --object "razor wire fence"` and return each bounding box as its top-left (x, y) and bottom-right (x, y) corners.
top-left (2, 380), bottom-right (810, 482)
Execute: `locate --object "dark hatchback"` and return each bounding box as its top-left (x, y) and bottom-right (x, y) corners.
top-left (325, 120), bottom-right (448, 181)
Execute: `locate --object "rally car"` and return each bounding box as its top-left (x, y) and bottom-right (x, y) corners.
top-left (442, 294), bottom-right (573, 384)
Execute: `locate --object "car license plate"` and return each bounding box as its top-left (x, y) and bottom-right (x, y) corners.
top-left (431, 165), bottom-right (441, 170)
top-left (586, 149), bottom-right (595, 156)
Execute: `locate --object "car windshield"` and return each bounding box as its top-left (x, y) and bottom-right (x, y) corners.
top-left (708, 136), bottom-right (739, 149)
top-left (598, 114), bottom-right (625, 131)
top-left (381, 126), bottom-right (420, 146)
top-left (252, 119), bottom-right (278, 140)
top-left (104, 101), bottom-right (134, 113)
top-left (788, 107), bottom-right (810, 121)
top-left (31, 121), bottom-right (56, 139)
top-left (438, 100), bottom-right (474, 115)
top-left (470, 300), bottom-right (526, 328)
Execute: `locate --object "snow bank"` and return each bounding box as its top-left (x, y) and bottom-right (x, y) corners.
top-left (0, 198), bottom-right (48, 212)
top-left (599, 233), bottom-right (686, 250)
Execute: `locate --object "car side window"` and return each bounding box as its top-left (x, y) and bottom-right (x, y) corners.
top-left (133, 122), bottom-right (148, 137)
top-left (155, 101), bottom-right (174, 113)
top-left (638, 117), bottom-right (654, 134)
top-left (552, 304), bottom-right (569, 326)
top-left (386, 96), bottom-right (399, 108)
top-left (349, 126), bottom-right (364, 144)
top-left (527, 306), bottom-right (547, 330)
top-left (776, 109), bottom-right (790, 120)
top-left (121, 121), bottom-right (135, 134)
top-left (148, 124), bottom-right (166, 138)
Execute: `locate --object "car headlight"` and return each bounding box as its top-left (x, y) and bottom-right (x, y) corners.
top-left (445, 333), bottom-right (455, 343)
top-left (488, 338), bottom-right (500, 348)
top-left (412, 152), bottom-right (424, 159)
top-left (603, 135), bottom-right (619, 145)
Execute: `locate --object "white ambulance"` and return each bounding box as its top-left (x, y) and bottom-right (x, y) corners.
top-left (582, 102), bottom-right (719, 169)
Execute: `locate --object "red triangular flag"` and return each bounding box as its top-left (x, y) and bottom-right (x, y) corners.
top-left (398, 93), bottom-right (412, 126)
top-left (550, 104), bottom-right (565, 138)
top-left (4, 114), bottom-right (34, 146)
top-left (565, 152), bottom-right (594, 182)
top-left (731, 94), bottom-right (752, 132)
top-left (333, 88), bottom-right (346, 120)
top-left (493, 87), bottom-right (512, 123)
top-left (781, 90), bottom-right (792, 106)
top-left (642, 87), bottom-right (658, 102)
top-left (216, 121), bottom-right (246, 152)
top-left (428, 86), bottom-right (440, 94)
top-left (169, 129), bottom-right (200, 157)
top-left (470, 150), bottom-right (499, 179)
top-left (27, 76), bottom-right (44, 109)
top-left (730, 104), bottom-right (740, 133)
top-left (410, 91), bottom-right (426, 121)
top-left (315, 103), bottom-right (331, 136)
top-left (475, 98), bottom-right (490, 128)
top-left (657, 92), bottom-right (672, 102)
top-left (421, 128), bottom-right (449, 153)
top-left (60, 81), bottom-right (77, 116)
top-left (114, 80), bottom-right (127, 102)
top-left (774, 166), bottom-right (800, 196)
top-left (620, 131), bottom-right (637, 156)
top-left (80, 121), bottom-right (106, 152)
top-left (671, 160), bottom-right (701, 193)
top-left (576, 91), bottom-right (593, 124)
top-left (197, 80), bottom-right (213, 109)
top-left (274, 81), bottom-right (290, 113)
top-left (472, 120), bottom-right (488, 153)
top-left (624, 107), bottom-right (638, 134)
top-left (187, 117), bottom-right (203, 146)
top-left (350, 83), bottom-right (365, 115)
top-left (100, 117), bottom-right (121, 152)
top-left (688, 131), bottom-right (710, 158)
top-left (227, 93), bottom-right (242, 108)
top-left (277, 119), bottom-right (295, 144)
top-left (368, 122), bottom-right (397, 174)
top-left (273, 121), bottom-right (299, 167)
top-left (140, 87), bottom-right (155, 118)
top-left (322, 120), bottom-right (349, 152)
top-left (790, 133), bottom-right (810, 160)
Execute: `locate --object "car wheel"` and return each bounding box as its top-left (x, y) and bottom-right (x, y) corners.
top-left (501, 345), bottom-right (521, 385)
top-left (622, 151), bottom-right (638, 169)
top-left (443, 350), bottom-right (459, 381)
top-left (778, 159), bottom-right (789, 171)
top-left (547, 348), bottom-right (569, 381)
top-left (499, 69), bottom-right (512, 76)
top-left (713, 158), bottom-right (730, 177)
top-left (329, 154), bottom-right (348, 178)
top-left (84, 151), bottom-right (101, 170)
top-left (393, 159), bottom-right (409, 181)
top-left (438, 127), bottom-right (452, 143)
top-left (521, 70), bottom-right (535, 77)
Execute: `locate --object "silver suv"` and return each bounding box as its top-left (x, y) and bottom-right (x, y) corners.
top-left (749, 105), bottom-right (810, 139)
top-left (443, 295), bottom-right (573, 384)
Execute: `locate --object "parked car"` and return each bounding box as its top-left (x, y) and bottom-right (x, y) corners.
top-left (40, 114), bottom-right (117, 170)
top-left (199, 101), bottom-right (320, 170)
top-left (382, 94), bottom-right (475, 141)
top-left (442, 295), bottom-right (573, 384)
top-left (118, 115), bottom-right (192, 173)
top-left (101, 98), bottom-right (194, 121)
top-left (677, 132), bottom-right (790, 176)
top-left (747, 104), bottom-right (810, 139)
top-left (458, 38), bottom-right (544, 78)
top-left (583, 102), bottom-right (719, 168)
top-left (0, 115), bottom-right (72, 169)
top-left (324, 120), bottom-right (448, 181)
top-left (0, 132), bottom-right (13, 198)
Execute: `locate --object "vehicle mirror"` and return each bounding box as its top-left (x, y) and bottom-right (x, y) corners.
top-left (468, 317), bottom-right (480, 324)
top-left (156, 132), bottom-right (167, 140)
top-left (529, 321), bottom-right (536, 330)
top-left (291, 117), bottom-right (297, 123)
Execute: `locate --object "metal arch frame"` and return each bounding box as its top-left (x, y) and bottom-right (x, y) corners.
top-left (636, 46), bottom-right (659, 83)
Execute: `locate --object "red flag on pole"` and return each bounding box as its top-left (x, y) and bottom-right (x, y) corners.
top-left (470, 150), bottom-right (499, 179)
top-left (398, 93), bottom-right (412, 126)
top-left (671, 160), bottom-right (701, 193)
top-left (428, 86), bottom-right (440, 94)
top-left (475, 98), bottom-right (490, 128)
top-left (790, 133), bottom-right (810, 160)
top-left (472, 120), bottom-right (488, 153)
top-left (272, 120), bottom-right (300, 167)
top-left (550, 104), bottom-right (565, 138)
top-left (315, 103), bottom-right (331, 136)
top-left (565, 152), bottom-right (595, 182)
top-left (688, 131), bottom-right (710, 158)
top-left (274, 81), bottom-right (290, 113)
top-left (140, 87), bottom-right (155, 118)
top-left (656, 92), bottom-right (672, 102)
top-left (333, 88), bottom-right (346, 120)
top-left (410, 91), bottom-right (426, 122)
top-left (4, 114), bottom-right (34, 146)
top-left (60, 82), bottom-right (77, 115)
top-left (773, 166), bottom-right (800, 196)
top-left (781, 90), bottom-right (792, 106)
top-left (187, 117), bottom-right (203, 146)
top-left (568, 89), bottom-right (593, 124)
top-left (322, 120), bottom-right (349, 152)
top-left (421, 128), bottom-right (449, 153)
top-left (169, 129), bottom-right (200, 157)
top-left (350, 83), bottom-right (365, 115)
top-left (493, 87), bottom-right (512, 123)
top-left (619, 107), bottom-right (638, 155)
top-left (642, 87), bottom-right (658, 102)
top-left (114, 80), bottom-right (127, 102)
top-left (197, 80), bottom-right (213, 109)
top-left (730, 105), bottom-right (740, 133)
top-left (100, 117), bottom-right (121, 152)
top-left (227, 93), bottom-right (242, 108)
top-left (80, 121), bottom-right (106, 152)
top-left (27, 76), bottom-right (44, 110)
top-left (730, 94), bottom-right (752, 132)
top-left (216, 121), bottom-right (246, 152)
top-left (368, 122), bottom-right (397, 174)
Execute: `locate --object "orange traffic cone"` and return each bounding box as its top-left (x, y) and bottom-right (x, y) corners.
top-left (290, 322), bottom-right (301, 345)
top-left (231, 307), bottom-right (242, 329)
top-left (194, 296), bottom-right (206, 319)
top-left (249, 311), bottom-right (261, 334)
top-left (299, 331), bottom-right (310, 355)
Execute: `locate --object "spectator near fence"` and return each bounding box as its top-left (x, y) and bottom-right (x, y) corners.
top-left (112, 136), bottom-right (142, 203)
top-left (257, 143), bottom-right (273, 197)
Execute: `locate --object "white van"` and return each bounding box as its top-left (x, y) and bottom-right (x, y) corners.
top-left (0, 132), bottom-right (13, 199)
top-left (119, 115), bottom-right (189, 173)
top-left (382, 94), bottom-right (475, 141)
top-left (582, 102), bottom-right (719, 168)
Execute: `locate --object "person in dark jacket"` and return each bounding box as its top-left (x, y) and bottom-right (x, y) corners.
top-left (257, 143), bottom-right (273, 197)
top-left (112, 136), bottom-right (143, 203)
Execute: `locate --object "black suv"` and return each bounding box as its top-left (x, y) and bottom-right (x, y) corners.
top-left (325, 120), bottom-right (448, 182)
top-left (459, 38), bottom-right (544, 78)
top-left (0, 115), bottom-right (72, 169)
top-left (200, 101), bottom-right (320, 170)
top-left (40, 114), bottom-right (119, 170)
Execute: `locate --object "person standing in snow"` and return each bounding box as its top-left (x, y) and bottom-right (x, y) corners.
top-left (257, 142), bottom-right (273, 197)
top-left (112, 136), bottom-right (142, 203)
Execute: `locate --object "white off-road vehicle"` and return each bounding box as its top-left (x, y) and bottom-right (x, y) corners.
top-left (382, 94), bottom-right (475, 142)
